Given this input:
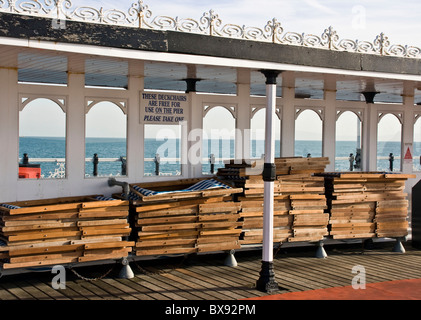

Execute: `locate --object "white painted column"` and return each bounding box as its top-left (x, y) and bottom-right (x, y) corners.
top-left (256, 70), bottom-right (280, 293)
top-left (323, 77), bottom-right (336, 172)
top-left (127, 60), bottom-right (144, 181)
top-left (402, 95), bottom-right (415, 174)
top-left (363, 103), bottom-right (378, 171)
top-left (182, 67), bottom-right (202, 178)
top-left (236, 69), bottom-right (251, 161)
top-left (0, 67), bottom-right (19, 202)
top-left (187, 91), bottom-right (203, 178)
top-left (66, 57), bottom-right (86, 185)
top-left (280, 72), bottom-right (295, 157)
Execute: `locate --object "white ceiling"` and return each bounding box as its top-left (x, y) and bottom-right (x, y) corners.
top-left (2, 46), bottom-right (421, 104)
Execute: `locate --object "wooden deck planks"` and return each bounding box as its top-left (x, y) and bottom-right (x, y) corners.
top-left (177, 265), bottom-right (259, 299)
top-left (0, 242), bottom-right (420, 300)
top-left (174, 267), bottom-right (246, 300)
top-left (13, 280), bottom-right (51, 300)
top-left (0, 282), bottom-right (22, 300)
top-left (117, 277), bottom-right (169, 300)
top-left (128, 274), bottom-right (180, 300)
top-left (0, 281), bottom-right (35, 299)
top-left (59, 280), bottom-right (101, 300)
top-left (133, 273), bottom-right (191, 300)
top-left (273, 259), bottom-right (349, 289)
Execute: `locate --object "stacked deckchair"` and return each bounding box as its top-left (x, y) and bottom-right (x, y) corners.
top-left (123, 178), bottom-right (244, 256)
top-left (0, 196), bottom-right (132, 270)
top-left (217, 157), bottom-right (330, 245)
top-left (316, 172), bottom-right (415, 239)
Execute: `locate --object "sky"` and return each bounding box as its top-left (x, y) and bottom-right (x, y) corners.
top-left (19, 0), bottom-right (421, 141)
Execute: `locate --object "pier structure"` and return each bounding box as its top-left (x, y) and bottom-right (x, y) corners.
top-left (0, 1), bottom-right (421, 292)
top-left (0, 1), bottom-right (420, 202)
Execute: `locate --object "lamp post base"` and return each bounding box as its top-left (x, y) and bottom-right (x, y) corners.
top-left (256, 261), bottom-right (279, 293)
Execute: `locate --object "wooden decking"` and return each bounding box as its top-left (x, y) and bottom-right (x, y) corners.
top-left (1, 241), bottom-right (421, 300)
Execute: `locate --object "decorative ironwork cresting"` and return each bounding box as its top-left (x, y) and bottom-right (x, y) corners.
top-left (1, 0), bottom-right (421, 58)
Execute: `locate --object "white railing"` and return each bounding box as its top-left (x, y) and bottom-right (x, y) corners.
top-left (20, 155), bottom-right (413, 179)
top-left (19, 155), bottom-right (404, 164)
top-left (20, 158), bottom-right (123, 163)
top-left (0, 1), bottom-right (420, 59)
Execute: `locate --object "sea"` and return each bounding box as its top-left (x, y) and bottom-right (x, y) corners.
top-left (18, 137), bottom-right (421, 178)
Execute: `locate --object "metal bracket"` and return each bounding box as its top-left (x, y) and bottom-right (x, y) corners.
top-left (108, 178), bottom-right (130, 199)
top-left (262, 163), bottom-right (276, 182)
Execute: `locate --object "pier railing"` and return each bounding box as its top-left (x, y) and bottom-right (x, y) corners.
top-left (19, 154), bottom-right (410, 178)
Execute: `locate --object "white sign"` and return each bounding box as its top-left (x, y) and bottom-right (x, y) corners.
top-left (141, 91), bottom-right (188, 124)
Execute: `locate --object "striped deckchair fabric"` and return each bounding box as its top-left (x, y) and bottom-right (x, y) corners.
top-left (122, 192), bottom-right (142, 201)
top-left (132, 178), bottom-right (232, 197)
top-left (0, 204), bottom-right (21, 210)
top-left (94, 196), bottom-right (116, 201)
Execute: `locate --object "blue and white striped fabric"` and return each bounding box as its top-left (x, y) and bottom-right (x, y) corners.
top-left (0, 204), bottom-right (21, 210)
top-left (95, 196), bottom-right (116, 201)
top-left (132, 185), bottom-right (156, 197)
top-left (184, 179), bottom-right (231, 191)
top-left (132, 179), bottom-right (231, 197)
top-left (122, 192), bottom-right (142, 201)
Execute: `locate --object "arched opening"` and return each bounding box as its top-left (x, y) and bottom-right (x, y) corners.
top-left (335, 111), bottom-right (362, 171)
top-left (202, 106), bottom-right (236, 175)
top-left (19, 98), bottom-right (66, 179)
top-left (377, 113), bottom-right (402, 172)
top-left (250, 108), bottom-right (281, 159)
top-left (85, 101), bottom-right (127, 177)
top-left (295, 109), bottom-right (323, 157)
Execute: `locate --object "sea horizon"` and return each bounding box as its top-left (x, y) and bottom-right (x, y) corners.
top-left (18, 136), bottom-right (418, 178)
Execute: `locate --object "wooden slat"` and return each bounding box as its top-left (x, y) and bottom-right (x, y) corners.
top-left (6, 203), bottom-right (81, 215)
top-left (135, 247), bottom-right (197, 256)
top-left (8, 244), bottom-right (85, 257)
top-left (137, 230), bottom-right (200, 240)
top-left (1, 221), bottom-right (77, 232)
top-left (197, 242), bottom-right (241, 253)
top-left (81, 228), bottom-right (131, 237)
top-left (136, 216), bottom-right (198, 225)
top-left (136, 238), bottom-right (197, 248)
top-left (84, 241), bottom-right (135, 250)
top-left (2, 256), bottom-right (79, 269)
top-left (7, 230), bottom-right (81, 242)
top-left (78, 249), bottom-right (131, 262)
top-left (140, 223), bottom-right (200, 232)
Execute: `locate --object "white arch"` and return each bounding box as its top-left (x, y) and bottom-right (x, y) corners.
top-left (378, 112), bottom-right (403, 125)
top-left (295, 107), bottom-right (324, 121)
top-left (203, 104), bottom-right (236, 119)
top-left (251, 105), bottom-right (282, 120)
top-left (20, 95), bottom-right (66, 113)
top-left (85, 98), bottom-right (127, 115)
top-left (336, 109), bottom-right (363, 122)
